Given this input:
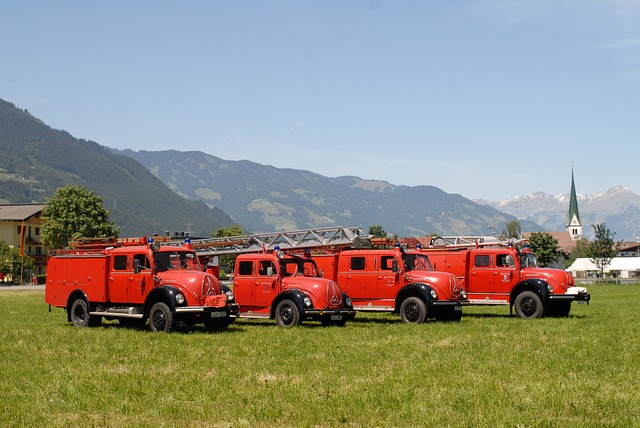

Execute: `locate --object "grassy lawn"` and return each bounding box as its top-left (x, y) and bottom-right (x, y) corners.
top-left (1, 284), bottom-right (638, 427)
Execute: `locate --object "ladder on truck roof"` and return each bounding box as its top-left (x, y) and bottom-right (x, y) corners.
top-left (167, 226), bottom-right (371, 257)
top-left (428, 235), bottom-right (525, 249)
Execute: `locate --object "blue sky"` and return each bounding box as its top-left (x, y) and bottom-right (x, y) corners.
top-left (2, 1), bottom-right (639, 201)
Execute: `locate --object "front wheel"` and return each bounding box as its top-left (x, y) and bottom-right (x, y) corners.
top-left (274, 300), bottom-right (301, 328)
top-left (70, 298), bottom-right (101, 327)
top-left (399, 297), bottom-right (427, 323)
top-left (149, 302), bottom-right (175, 333)
top-left (514, 291), bottom-right (544, 319)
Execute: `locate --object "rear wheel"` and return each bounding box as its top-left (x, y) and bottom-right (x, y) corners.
top-left (514, 291), bottom-right (544, 319)
top-left (399, 297), bottom-right (427, 323)
top-left (275, 300), bottom-right (301, 328)
top-left (149, 302), bottom-right (174, 333)
top-left (70, 298), bottom-right (101, 327)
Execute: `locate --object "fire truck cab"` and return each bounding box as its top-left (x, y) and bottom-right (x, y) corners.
top-left (232, 247), bottom-right (356, 327)
top-left (428, 244), bottom-right (590, 319)
top-left (45, 237), bottom-right (239, 332)
top-left (312, 244), bottom-right (467, 323)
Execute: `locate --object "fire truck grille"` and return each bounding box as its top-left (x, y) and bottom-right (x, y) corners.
top-left (202, 276), bottom-right (216, 296)
top-left (326, 281), bottom-right (343, 308)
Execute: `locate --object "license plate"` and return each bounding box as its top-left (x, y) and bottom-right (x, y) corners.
top-left (211, 311), bottom-right (227, 318)
top-left (454, 306), bottom-right (462, 311)
top-left (331, 315), bottom-right (343, 321)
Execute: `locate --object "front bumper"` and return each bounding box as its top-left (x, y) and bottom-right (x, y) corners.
top-left (303, 307), bottom-right (357, 321)
top-left (175, 303), bottom-right (240, 319)
top-left (548, 288), bottom-right (591, 304)
top-left (431, 299), bottom-right (468, 307)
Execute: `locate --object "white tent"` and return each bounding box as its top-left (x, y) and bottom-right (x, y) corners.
top-left (567, 257), bottom-right (640, 279)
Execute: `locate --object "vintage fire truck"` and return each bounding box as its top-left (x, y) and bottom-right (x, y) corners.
top-left (425, 238), bottom-right (590, 319)
top-left (45, 236), bottom-right (238, 332)
top-left (181, 227), bottom-right (359, 327)
top-left (311, 242), bottom-right (468, 323)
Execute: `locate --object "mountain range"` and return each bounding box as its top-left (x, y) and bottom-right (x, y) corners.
top-left (478, 187), bottom-right (640, 241)
top-left (2, 97), bottom-right (638, 240)
top-left (118, 149), bottom-right (536, 237)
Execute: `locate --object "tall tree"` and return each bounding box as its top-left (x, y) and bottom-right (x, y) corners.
top-left (586, 223), bottom-right (617, 277)
top-left (527, 232), bottom-right (560, 267)
top-left (368, 225), bottom-right (388, 238)
top-left (41, 185), bottom-right (119, 249)
top-left (210, 224), bottom-right (245, 278)
top-left (0, 240), bottom-right (35, 283)
top-left (502, 220), bottom-right (521, 239)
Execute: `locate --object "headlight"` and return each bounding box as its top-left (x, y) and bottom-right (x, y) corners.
top-left (303, 296), bottom-right (312, 307)
top-left (225, 290), bottom-right (235, 302)
top-left (175, 293), bottom-right (185, 304)
top-left (547, 284), bottom-right (553, 293)
top-left (345, 297), bottom-right (352, 307)
top-left (460, 290), bottom-right (467, 299)
top-left (430, 289), bottom-right (438, 299)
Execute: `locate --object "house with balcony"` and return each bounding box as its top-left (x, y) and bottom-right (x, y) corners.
top-left (0, 203), bottom-right (48, 277)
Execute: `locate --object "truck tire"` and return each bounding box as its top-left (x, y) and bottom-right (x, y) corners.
top-left (400, 297), bottom-right (427, 323)
top-left (149, 302), bottom-right (175, 333)
top-left (70, 298), bottom-right (101, 328)
top-left (275, 299), bottom-right (301, 328)
top-left (514, 291), bottom-right (544, 319)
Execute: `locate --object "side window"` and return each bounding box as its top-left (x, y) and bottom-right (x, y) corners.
top-left (497, 254), bottom-right (514, 267)
top-left (258, 260), bottom-right (275, 276)
top-left (133, 254), bottom-right (151, 271)
top-left (237, 261), bottom-right (254, 276)
top-left (474, 255), bottom-right (490, 267)
top-left (113, 255), bottom-right (128, 271)
top-left (381, 256), bottom-right (395, 270)
top-left (350, 256), bottom-right (366, 271)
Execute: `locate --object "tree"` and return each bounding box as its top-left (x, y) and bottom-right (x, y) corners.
top-left (0, 240), bottom-right (35, 284)
top-left (502, 220), bottom-right (521, 240)
top-left (211, 224), bottom-right (245, 278)
top-left (368, 225), bottom-right (387, 238)
top-left (586, 223), bottom-right (617, 278)
top-left (527, 232), bottom-right (560, 267)
top-left (41, 185), bottom-right (119, 249)
top-left (211, 224), bottom-right (244, 238)
top-left (566, 238), bottom-right (590, 267)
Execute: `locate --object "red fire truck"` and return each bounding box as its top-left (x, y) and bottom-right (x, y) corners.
top-left (45, 237), bottom-right (238, 332)
top-left (182, 227), bottom-right (361, 328)
top-left (312, 243), bottom-right (468, 323)
top-left (426, 239), bottom-right (590, 319)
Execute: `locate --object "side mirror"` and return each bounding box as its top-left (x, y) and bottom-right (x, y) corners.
top-left (392, 259), bottom-right (399, 273)
top-left (133, 259), bottom-right (141, 274)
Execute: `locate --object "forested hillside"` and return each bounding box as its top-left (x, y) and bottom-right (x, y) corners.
top-left (122, 149), bottom-right (536, 236)
top-left (0, 99), bottom-right (235, 237)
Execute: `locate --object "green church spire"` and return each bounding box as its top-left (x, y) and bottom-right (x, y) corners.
top-left (566, 168), bottom-right (582, 240)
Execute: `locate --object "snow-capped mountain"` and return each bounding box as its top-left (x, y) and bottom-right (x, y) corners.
top-left (477, 186), bottom-right (640, 241)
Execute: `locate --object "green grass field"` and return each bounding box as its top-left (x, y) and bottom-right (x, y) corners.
top-left (1, 284), bottom-right (638, 427)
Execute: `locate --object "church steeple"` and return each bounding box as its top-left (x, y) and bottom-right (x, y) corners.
top-left (566, 168), bottom-right (582, 241)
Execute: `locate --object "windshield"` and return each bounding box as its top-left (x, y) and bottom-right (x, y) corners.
top-left (520, 253), bottom-right (538, 268)
top-left (402, 253), bottom-right (433, 271)
top-left (154, 250), bottom-right (201, 272)
top-left (280, 258), bottom-right (321, 277)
